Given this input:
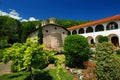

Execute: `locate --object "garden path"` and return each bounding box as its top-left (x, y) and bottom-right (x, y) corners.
top-left (0, 62), bottom-right (11, 75)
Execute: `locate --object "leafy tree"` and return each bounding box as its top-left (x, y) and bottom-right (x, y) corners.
top-left (64, 35), bottom-right (90, 68)
top-left (38, 25), bottom-right (43, 44)
top-left (2, 38), bottom-right (49, 80)
top-left (98, 35), bottom-right (108, 43)
top-left (56, 19), bottom-right (90, 28)
top-left (20, 21), bottom-right (41, 42)
top-left (0, 16), bottom-right (20, 47)
top-left (95, 42), bottom-right (120, 80)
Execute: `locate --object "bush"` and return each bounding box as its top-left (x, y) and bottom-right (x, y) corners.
top-left (48, 56), bottom-right (56, 64)
top-left (11, 62), bottom-right (17, 72)
top-left (98, 35), bottom-right (108, 43)
top-left (95, 42), bottom-right (120, 80)
top-left (64, 35), bottom-right (90, 68)
top-left (116, 49), bottom-right (120, 54)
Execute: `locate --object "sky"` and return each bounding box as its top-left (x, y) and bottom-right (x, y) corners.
top-left (0, 0), bottom-right (120, 21)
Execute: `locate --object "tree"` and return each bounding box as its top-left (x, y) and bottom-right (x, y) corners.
top-left (2, 38), bottom-right (49, 80)
top-left (56, 19), bottom-right (90, 28)
top-left (64, 35), bottom-right (90, 68)
top-left (95, 42), bottom-right (120, 80)
top-left (20, 21), bottom-right (41, 42)
top-left (0, 16), bottom-right (20, 47)
top-left (98, 35), bottom-right (108, 43)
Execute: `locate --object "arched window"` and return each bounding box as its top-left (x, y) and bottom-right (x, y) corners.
top-left (107, 22), bottom-right (118, 30)
top-left (95, 24), bottom-right (104, 32)
top-left (86, 27), bottom-right (93, 33)
top-left (72, 30), bottom-right (77, 34)
top-left (78, 28), bottom-right (84, 34)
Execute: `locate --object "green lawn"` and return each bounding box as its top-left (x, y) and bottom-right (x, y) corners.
top-left (0, 69), bottom-right (73, 80)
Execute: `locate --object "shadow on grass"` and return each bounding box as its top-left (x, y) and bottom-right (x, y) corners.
top-left (25, 71), bottom-right (53, 80)
top-left (9, 74), bottom-right (23, 79)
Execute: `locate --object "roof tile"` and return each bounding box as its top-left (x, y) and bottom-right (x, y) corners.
top-left (67, 14), bottom-right (120, 30)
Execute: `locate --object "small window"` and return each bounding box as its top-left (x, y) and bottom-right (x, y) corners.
top-left (55, 27), bottom-right (57, 30)
top-left (46, 30), bottom-right (48, 32)
top-left (63, 32), bottom-right (65, 34)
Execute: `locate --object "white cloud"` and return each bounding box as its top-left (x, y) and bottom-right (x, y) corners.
top-left (21, 19), bottom-right (28, 22)
top-left (21, 17), bottom-right (38, 22)
top-left (0, 9), bottom-right (39, 22)
top-left (29, 17), bottom-right (37, 21)
top-left (0, 9), bottom-right (22, 20)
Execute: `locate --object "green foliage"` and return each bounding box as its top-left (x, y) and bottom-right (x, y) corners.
top-left (95, 42), bottom-right (120, 80)
top-left (64, 35), bottom-right (90, 68)
top-left (56, 19), bottom-right (90, 28)
top-left (116, 49), bottom-right (120, 54)
top-left (0, 16), bottom-right (20, 47)
top-left (20, 21), bottom-right (41, 42)
top-left (11, 62), bottom-right (17, 72)
top-left (2, 38), bottom-right (49, 72)
top-left (0, 49), bottom-right (5, 62)
top-left (0, 69), bottom-right (73, 80)
top-left (98, 35), bottom-right (108, 43)
top-left (38, 26), bottom-right (43, 44)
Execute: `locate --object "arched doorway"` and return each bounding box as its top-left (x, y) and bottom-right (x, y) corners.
top-left (87, 36), bottom-right (94, 44)
top-left (111, 36), bottom-right (119, 47)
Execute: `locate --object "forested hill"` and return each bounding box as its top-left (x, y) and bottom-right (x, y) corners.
top-left (0, 16), bottom-right (89, 48)
top-left (56, 19), bottom-right (90, 28)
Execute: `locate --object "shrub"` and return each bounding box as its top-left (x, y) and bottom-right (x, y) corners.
top-left (0, 50), bottom-right (3, 62)
top-left (116, 49), bottom-right (120, 54)
top-left (11, 62), bottom-right (17, 72)
top-left (95, 42), bottom-right (120, 80)
top-left (98, 35), bottom-right (108, 43)
top-left (48, 56), bottom-right (56, 64)
top-left (64, 35), bottom-right (90, 68)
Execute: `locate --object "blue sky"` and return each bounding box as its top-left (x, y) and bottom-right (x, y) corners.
top-left (0, 0), bottom-right (120, 21)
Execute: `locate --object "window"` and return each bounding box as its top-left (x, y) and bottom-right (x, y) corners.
top-left (95, 25), bottom-right (104, 32)
top-left (78, 28), bottom-right (84, 34)
top-left (46, 30), bottom-right (48, 32)
top-left (72, 30), bottom-right (77, 34)
top-left (107, 22), bottom-right (118, 30)
top-left (55, 27), bottom-right (57, 30)
top-left (86, 27), bottom-right (93, 33)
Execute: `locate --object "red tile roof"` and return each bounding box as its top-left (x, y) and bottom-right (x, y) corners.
top-left (67, 15), bottom-right (120, 30)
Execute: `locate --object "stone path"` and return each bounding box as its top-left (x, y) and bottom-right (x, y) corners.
top-left (0, 62), bottom-right (11, 75)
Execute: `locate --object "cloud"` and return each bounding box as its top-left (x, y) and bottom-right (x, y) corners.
top-left (29, 17), bottom-right (37, 21)
top-left (0, 9), bottom-right (39, 22)
top-left (0, 9), bottom-right (22, 20)
top-left (21, 17), bottom-right (38, 22)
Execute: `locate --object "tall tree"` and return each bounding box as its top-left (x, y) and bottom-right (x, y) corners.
top-left (0, 16), bottom-right (20, 48)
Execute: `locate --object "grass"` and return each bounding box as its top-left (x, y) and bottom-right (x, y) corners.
top-left (0, 69), bottom-right (73, 80)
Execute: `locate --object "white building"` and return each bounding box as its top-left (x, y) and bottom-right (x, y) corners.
top-left (67, 15), bottom-right (120, 47)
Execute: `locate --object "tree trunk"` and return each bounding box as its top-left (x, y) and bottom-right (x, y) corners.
top-left (30, 67), bottom-right (34, 80)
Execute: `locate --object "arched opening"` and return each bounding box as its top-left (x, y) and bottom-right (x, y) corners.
top-left (78, 28), bottom-right (84, 34)
top-left (86, 27), bottom-right (93, 33)
top-left (91, 39), bottom-right (94, 44)
top-left (106, 22), bottom-right (118, 30)
top-left (111, 36), bottom-right (119, 47)
top-left (95, 35), bottom-right (101, 43)
top-left (95, 24), bottom-right (104, 32)
top-left (72, 30), bottom-right (77, 34)
top-left (87, 36), bottom-right (94, 44)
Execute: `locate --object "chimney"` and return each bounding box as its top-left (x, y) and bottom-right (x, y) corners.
top-left (49, 17), bottom-right (56, 24)
top-left (41, 20), bottom-right (48, 26)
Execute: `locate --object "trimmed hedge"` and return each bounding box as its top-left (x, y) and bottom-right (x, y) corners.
top-left (64, 35), bottom-right (90, 68)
